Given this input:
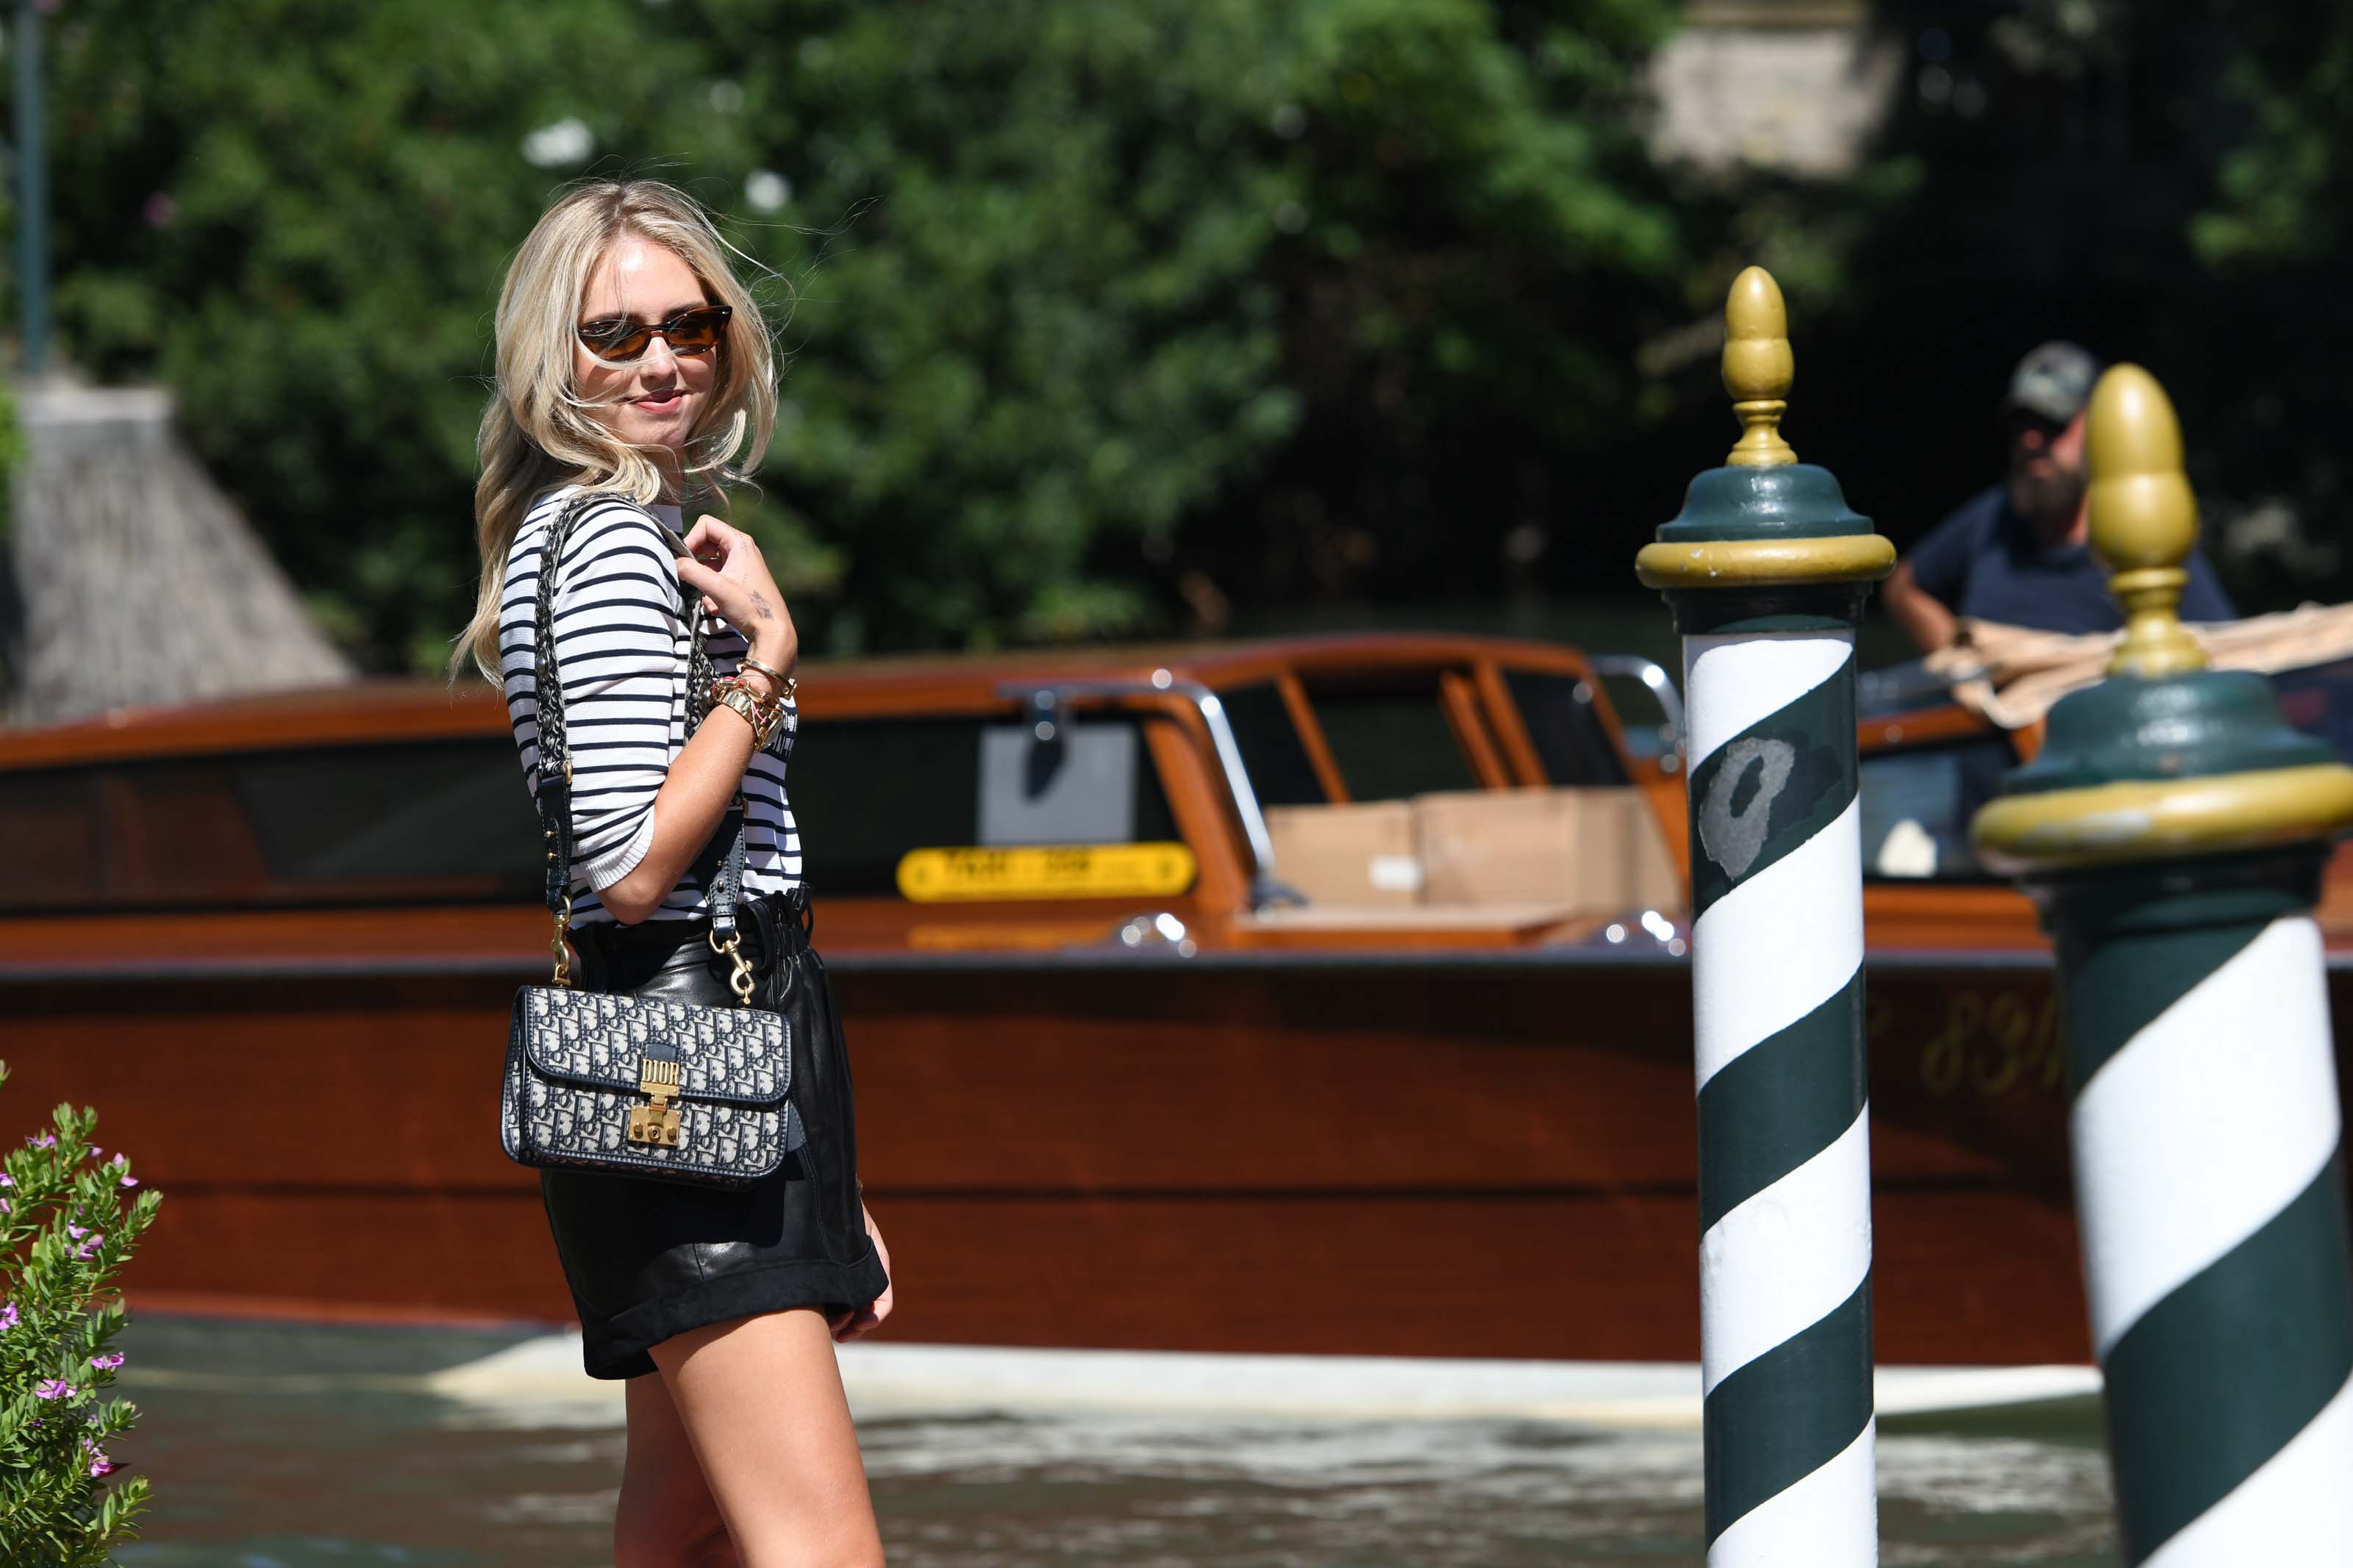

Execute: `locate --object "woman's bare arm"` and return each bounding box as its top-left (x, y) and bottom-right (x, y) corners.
top-left (598, 702), bottom-right (765, 923)
top-left (598, 515), bottom-right (799, 923)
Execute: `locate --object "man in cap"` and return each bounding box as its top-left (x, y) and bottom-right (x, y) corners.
top-left (1883, 341), bottom-right (2235, 652)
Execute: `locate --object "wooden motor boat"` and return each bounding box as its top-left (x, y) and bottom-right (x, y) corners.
top-left (7, 630), bottom-right (2353, 1366)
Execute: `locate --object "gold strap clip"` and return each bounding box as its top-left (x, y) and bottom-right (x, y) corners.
top-left (710, 928), bottom-right (757, 1006)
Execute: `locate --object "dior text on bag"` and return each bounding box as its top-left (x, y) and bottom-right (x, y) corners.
top-left (498, 492), bottom-right (796, 1189)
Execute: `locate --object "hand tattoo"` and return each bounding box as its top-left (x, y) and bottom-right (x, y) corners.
top-left (749, 590), bottom-right (776, 623)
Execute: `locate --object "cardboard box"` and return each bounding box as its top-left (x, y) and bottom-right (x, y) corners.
top-left (1413, 787), bottom-right (1685, 914)
top-left (1613, 789), bottom-right (1686, 914)
top-left (1263, 801), bottom-right (1422, 908)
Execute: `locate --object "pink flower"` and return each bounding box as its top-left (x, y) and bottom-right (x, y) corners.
top-left (89, 1352), bottom-right (122, 1371)
top-left (74, 1237), bottom-right (99, 1261)
top-left (65, 1225), bottom-right (86, 1239)
top-left (34, 1380), bottom-right (71, 1400)
top-left (1, 1173), bottom-right (17, 1186)
top-left (81, 1439), bottom-right (110, 1478)
top-left (1, 1200), bottom-right (13, 1216)
top-left (0, 1303), bottom-right (18, 1330)
top-left (119, 1176), bottom-right (138, 1189)
top-left (28, 1134), bottom-right (54, 1150)
top-left (85, 1148), bottom-right (102, 1161)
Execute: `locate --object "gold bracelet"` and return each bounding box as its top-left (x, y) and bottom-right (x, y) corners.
top-left (739, 654), bottom-right (797, 703)
top-left (708, 678), bottom-right (785, 748)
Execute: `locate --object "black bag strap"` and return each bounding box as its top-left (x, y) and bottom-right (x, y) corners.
top-left (533, 490), bottom-right (749, 985)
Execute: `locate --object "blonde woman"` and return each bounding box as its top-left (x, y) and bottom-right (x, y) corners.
top-left (458, 179), bottom-right (892, 1568)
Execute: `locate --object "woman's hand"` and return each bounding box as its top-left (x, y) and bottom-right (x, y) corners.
top-left (829, 1203), bottom-right (893, 1344)
top-left (675, 514), bottom-right (799, 673)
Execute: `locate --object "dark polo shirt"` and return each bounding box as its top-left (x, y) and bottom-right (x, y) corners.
top-left (1909, 484), bottom-right (2235, 632)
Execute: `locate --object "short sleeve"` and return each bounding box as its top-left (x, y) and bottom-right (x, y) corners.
top-left (545, 504), bottom-right (686, 890)
top-left (1905, 489), bottom-right (1995, 609)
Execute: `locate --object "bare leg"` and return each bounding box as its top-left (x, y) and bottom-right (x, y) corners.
top-left (616, 1372), bottom-right (741, 1568)
top-left (649, 1308), bottom-right (885, 1568)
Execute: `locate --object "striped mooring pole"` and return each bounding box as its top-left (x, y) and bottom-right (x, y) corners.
top-left (1637, 268), bottom-right (1894, 1564)
top-left (1974, 366), bottom-right (2353, 1565)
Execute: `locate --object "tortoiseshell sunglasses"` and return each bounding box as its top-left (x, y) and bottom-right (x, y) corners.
top-left (576, 304), bottom-right (732, 362)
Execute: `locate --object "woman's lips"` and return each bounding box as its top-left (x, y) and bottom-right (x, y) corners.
top-left (634, 390), bottom-right (684, 412)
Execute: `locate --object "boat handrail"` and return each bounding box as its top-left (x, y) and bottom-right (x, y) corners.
top-left (1588, 654), bottom-right (1686, 772)
top-left (994, 674), bottom-right (1305, 912)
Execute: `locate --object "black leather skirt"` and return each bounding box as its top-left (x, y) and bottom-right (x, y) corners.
top-left (542, 890), bottom-right (889, 1380)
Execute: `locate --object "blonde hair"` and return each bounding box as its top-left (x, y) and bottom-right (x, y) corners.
top-left (454, 179), bottom-right (777, 681)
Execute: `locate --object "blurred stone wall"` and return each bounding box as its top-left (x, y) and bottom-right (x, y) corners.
top-left (1648, 0), bottom-right (1902, 180)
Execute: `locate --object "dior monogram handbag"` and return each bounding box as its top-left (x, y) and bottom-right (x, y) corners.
top-left (499, 493), bottom-right (795, 1189)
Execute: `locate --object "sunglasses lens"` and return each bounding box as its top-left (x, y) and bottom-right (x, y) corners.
top-left (582, 323), bottom-right (654, 360)
top-left (667, 309), bottom-right (726, 355)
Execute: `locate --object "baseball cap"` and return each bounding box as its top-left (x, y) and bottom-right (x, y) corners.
top-left (2004, 341), bottom-right (2102, 424)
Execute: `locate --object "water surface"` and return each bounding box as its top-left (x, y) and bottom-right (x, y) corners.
top-left (113, 1317), bottom-right (2115, 1567)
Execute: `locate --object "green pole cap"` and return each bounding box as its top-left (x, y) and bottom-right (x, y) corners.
top-left (1974, 366), bottom-right (2353, 875)
top-left (1637, 267), bottom-right (1894, 593)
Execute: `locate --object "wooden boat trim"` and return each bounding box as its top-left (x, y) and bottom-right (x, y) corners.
top-left (1275, 673), bottom-right (1349, 803)
top-left (1439, 669), bottom-right (1513, 787)
top-left (1473, 658), bottom-right (1551, 787)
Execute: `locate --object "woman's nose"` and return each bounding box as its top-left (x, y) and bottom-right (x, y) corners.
top-left (640, 336), bottom-right (679, 378)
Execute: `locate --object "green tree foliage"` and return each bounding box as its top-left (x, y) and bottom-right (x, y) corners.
top-left (47, 0), bottom-right (719, 670)
top-left (40, 0), bottom-right (1688, 665)
top-left (0, 1068), bottom-right (160, 1567)
top-left (2191, 0), bottom-right (2353, 270)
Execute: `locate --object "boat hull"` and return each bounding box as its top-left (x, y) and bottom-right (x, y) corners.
top-left (3, 939), bottom-right (2158, 1364)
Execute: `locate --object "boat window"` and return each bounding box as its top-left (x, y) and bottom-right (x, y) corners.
top-left (1502, 670), bottom-right (1632, 787)
top-left (790, 715), bottom-right (1182, 897)
top-left (1858, 733), bottom-right (2016, 882)
top-left (1214, 682), bottom-right (1327, 806)
top-left (1305, 676), bottom-right (1481, 800)
top-left (0, 739), bottom-right (543, 912)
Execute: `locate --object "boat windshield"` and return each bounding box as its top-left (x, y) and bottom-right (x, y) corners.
top-left (790, 713), bottom-right (1184, 897)
top-left (1304, 675), bottom-right (1481, 800)
top-left (1214, 666), bottom-right (1629, 804)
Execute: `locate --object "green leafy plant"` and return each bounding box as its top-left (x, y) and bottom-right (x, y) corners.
top-left (0, 1064), bottom-right (161, 1567)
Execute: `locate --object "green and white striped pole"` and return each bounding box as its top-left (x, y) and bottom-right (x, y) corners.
top-left (1638, 268), bottom-right (1895, 1565)
top-left (1976, 366), bottom-right (2353, 1566)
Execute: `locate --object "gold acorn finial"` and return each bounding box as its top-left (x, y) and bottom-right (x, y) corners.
top-left (2087, 365), bottom-right (2206, 677)
top-left (1722, 266), bottom-right (1797, 468)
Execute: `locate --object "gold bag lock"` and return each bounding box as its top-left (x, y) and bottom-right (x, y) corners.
top-left (626, 1056), bottom-right (685, 1148)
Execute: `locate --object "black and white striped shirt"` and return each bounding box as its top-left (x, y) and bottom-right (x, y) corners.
top-left (499, 485), bottom-right (801, 923)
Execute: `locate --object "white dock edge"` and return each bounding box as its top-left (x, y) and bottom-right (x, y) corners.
top-left (421, 1337), bottom-right (2101, 1431)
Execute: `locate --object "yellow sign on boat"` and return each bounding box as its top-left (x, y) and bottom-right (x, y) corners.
top-left (895, 843), bottom-right (1198, 902)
